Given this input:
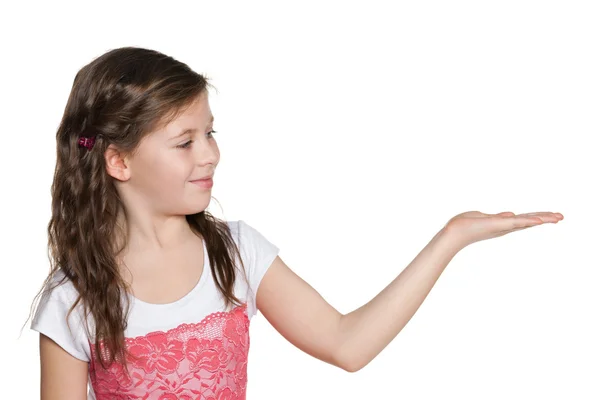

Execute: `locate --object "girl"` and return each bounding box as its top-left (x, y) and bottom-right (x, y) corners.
top-left (28, 46), bottom-right (563, 400)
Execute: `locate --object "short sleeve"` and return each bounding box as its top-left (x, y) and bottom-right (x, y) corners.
top-left (30, 275), bottom-right (91, 362)
top-left (237, 220), bottom-right (280, 318)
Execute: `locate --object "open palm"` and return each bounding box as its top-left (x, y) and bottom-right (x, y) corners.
top-left (444, 210), bottom-right (564, 249)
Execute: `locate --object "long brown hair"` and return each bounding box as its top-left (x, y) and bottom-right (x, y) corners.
top-left (25, 46), bottom-right (251, 370)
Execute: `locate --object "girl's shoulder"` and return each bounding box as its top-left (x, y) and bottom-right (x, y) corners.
top-left (31, 268), bottom-right (94, 362)
top-left (225, 219), bottom-right (265, 243)
top-left (225, 219), bottom-right (279, 254)
top-left (41, 268), bottom-right (81, 304)
top-left (225, 219), bottom-right (242, 235)
top-left (224, 219), bottom-right (280, 318)
top-left (225, 219), bottom-right (250, 248)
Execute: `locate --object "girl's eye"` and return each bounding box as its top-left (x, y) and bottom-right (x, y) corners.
top-left (177, 140), bottom-right (193, 149)
top-left (176, 130), bottom-right (218, 149)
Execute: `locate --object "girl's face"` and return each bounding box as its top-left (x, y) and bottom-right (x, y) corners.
top-left (120, 92), bottom-right (219, 216)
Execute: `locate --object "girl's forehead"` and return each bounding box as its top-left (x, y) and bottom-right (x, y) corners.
top-left (172, 97), bottom-right (213, 125)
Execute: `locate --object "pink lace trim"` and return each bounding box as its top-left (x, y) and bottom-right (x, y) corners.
top-left (88, 303), bottom-right (250, 400)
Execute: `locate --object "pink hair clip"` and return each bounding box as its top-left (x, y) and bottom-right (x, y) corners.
top-left (78, 135), bottom-right (96, 150)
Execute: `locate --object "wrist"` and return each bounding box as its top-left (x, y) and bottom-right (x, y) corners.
top-left (435, 225), bottom-right (466, 256)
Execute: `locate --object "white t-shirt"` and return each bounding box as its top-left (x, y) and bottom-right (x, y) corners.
top-left (30, 219), bottom-right (279, 400)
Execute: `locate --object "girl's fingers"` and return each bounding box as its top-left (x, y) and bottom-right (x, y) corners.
top-left (518, 212), bottom-right (563, 219)
top-left (512, 213), bottom-right (560, 229)
top-left (518, 217), bottom-right (544, 227)
top-left (495, 212), bottom-right (563, 237)
top-left (497, 217), bottom-right (547, 235)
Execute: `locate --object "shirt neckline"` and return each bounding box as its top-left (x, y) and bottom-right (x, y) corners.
top-left (130, 238), bottom-right (209, 309)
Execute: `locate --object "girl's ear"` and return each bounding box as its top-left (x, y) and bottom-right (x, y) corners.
top-left (104, 144), bottom-right (131, 182)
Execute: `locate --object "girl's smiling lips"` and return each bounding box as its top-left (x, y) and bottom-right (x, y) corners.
top-left (190, 174), bottom-right (213, 181)
top-left (190, 175), bottom-right (213, 189)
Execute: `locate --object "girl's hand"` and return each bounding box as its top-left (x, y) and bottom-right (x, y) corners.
top-left (443, 210), bottom-right (564, 251)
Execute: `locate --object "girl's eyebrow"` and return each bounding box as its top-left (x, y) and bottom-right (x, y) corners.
top-left (171, 128), bottom-right (199, 140)
top-left (169, 115), bottom-right (214, 140)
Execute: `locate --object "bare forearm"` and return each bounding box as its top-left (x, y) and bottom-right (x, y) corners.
top-left (336, 227), bottom-right (461, 372)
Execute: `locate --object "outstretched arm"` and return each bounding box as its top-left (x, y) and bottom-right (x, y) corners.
top-left (257, 211), bottom-right (561, 372)
top-left (256, 228), bottom-right (458, 373)
top-left (335, 227), bottom-right (459, 372)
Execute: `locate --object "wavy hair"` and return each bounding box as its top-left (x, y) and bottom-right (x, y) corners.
top-left (25, 46), bottom-right (250, 371)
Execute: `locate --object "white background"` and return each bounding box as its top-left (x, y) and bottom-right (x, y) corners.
top-left (1, 0), bottom-right (598, 398)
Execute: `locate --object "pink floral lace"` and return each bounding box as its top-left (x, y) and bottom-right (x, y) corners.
top-left (88, 303), bottom-right (250, 400)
